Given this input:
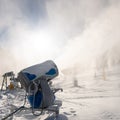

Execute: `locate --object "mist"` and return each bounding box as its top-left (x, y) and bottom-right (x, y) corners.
top-left (0, 0), bottom-right (120, 77)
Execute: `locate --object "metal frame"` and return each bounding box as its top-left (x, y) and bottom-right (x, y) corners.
top-left (1, 71), bottom-right (15, 91)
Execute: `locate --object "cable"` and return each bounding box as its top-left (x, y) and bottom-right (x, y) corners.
top-left (1, 106), bottom-right (25, 120)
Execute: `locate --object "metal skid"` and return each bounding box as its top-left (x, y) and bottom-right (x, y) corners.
top-left (26, 95), bottom-right (62, 116)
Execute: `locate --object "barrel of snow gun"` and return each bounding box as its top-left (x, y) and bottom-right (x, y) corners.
top-left (17, 60), bottom-right (59, 92)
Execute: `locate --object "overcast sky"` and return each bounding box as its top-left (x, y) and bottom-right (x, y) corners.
top-left (0, 0), bottom-right (120, 75)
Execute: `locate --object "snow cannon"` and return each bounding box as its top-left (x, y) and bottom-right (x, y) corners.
top-left (17, 60), bottom-right (59, 109)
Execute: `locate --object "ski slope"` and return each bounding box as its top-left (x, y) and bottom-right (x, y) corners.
top-left (0, 67), bottom-right (120, 120)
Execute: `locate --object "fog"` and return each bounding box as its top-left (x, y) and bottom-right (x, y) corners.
top-left (0, 0), bottom-right (120, 77)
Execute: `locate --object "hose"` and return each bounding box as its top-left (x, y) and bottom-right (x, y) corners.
top-left (28, 81), bottom-right (43, 116)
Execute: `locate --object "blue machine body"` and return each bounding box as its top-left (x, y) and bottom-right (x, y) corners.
top-left (18, 60), bottom-right (58, 108)
top-left (27, 91), bottom-right (43, 108)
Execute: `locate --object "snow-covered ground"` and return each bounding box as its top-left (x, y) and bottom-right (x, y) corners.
top-left (0, 67), bottom-right (120, 120)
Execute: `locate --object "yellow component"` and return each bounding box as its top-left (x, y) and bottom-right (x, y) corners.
top-left (8, 82), bottom-right (14, 90)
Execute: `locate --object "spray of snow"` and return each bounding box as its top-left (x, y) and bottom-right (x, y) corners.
top-left (0, 0), bottom-right (120, 77)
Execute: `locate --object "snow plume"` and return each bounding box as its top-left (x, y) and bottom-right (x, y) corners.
top-left (0, 0), bottom-right (58, 76)
top-left (0, 0), bottom-right (120, 77)
top-left (54, 0), bottom-right (120, 71)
